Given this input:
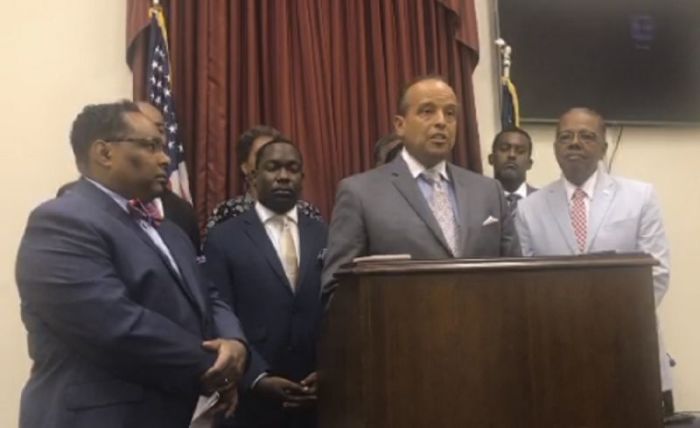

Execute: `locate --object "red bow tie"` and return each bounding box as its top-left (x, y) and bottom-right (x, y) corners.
top-left (127, 199), bottom-right (163, 227)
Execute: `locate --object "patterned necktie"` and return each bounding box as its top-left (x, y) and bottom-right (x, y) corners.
top-left (570, 188), bottom-right (587, 253)
top-left (423, 171), bottom-right (459, 256)
top-left (278, 216), bottom-right (299, 291)
top-left (128, 199), bottom-right (163, 227)
top-left (505, 193), bottom-right (522, 213)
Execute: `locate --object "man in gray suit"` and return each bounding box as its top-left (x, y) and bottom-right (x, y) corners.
top-left (514, 107), bottom-right (673, 406)
top-left (322, 76), bottom-right (520, 298)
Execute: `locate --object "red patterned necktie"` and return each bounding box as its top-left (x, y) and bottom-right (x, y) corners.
top-left (570, 188), bottom-right (587, 253)
top-left (128, 199), bottom-right (163, 227)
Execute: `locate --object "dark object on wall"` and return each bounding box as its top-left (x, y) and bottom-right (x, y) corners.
top-left (497, 0), bottom-right (700, 125)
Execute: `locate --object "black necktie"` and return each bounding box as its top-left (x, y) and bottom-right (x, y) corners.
top-left (505, 193), bottom-right (522, 213)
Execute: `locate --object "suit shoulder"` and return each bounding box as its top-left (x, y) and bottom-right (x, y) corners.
top-left (337, 167), bottom-right (387, 190)
top-left (450, 165), bottom-right (501, 189)
top-left (517, 180), bottom-right (557, 211)
top-left (28, 192), bottom-right (94, 224)
top-left (611, 175), bottom-right (654, 193)
top-left (207, 209), bottom-right (251, 238)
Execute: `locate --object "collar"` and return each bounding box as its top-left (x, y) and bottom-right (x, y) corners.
top-left (401, 148), bottom-right (449, 181)
top-left (506, 181), bottom-right (529, 200)
top-left (84, 177), bottom-right (130, 213)
top-left (255, 201), bottom-right (298, 225)
top-left (563, 169), bottom-right (598, 201)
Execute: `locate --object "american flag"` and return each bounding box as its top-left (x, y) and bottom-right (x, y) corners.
top-left (146, 7), bottom-right (192, 203)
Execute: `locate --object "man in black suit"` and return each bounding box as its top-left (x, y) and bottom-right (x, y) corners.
top-left (16, 101), bottom-right (247, 427)
top-left (488, 127), bottom-right (538, 213)
top-left (205, 137), bottom-right (327, 428)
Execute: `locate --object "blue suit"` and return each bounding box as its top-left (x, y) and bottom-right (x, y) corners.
top-left (204, 208), bottom-right (327, 428)
top-left (15, 179), bottom-right (246, 428)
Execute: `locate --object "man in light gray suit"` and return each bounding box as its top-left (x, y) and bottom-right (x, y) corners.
top-left (322, 76), bottom-right (520, 298)
top-left (514, 107), bottom-right (673, 408)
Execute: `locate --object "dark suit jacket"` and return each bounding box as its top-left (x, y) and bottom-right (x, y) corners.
top-left (204, 208), bottom-right (327, 428)
top-left (161, 189), bottom-right (201, 250)
top-left (15, 178), bottom-right (246, 428)
top-left (322, 157), bottom-right (521, 298)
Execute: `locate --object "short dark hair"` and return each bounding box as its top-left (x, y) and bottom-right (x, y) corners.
top-left (397, 74), bottom-right (451, 115)
top-left (69, 101), bottom-right (140, 165)
top-left (255, 136), bottom-right (302, 168)
top-left (491, 127), bottom-right (533, 156)
top-left (373, 133), bottom-right (402, 164)
top-left (237, 125), bottom-right (282, 170)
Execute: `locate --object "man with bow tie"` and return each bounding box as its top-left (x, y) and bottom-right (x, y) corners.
top-left (205, 137), bottom-right (327, 428)
top-left (15, 101), bottom-right (248, 428)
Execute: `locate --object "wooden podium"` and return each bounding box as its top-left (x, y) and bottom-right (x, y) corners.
top-left (318, 254), bottom-right (662, 427)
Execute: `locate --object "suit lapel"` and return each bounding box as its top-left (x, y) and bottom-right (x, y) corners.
top-left (388, 159), bottom-right (453, 255)
top-left (157, 223), bottom-right (206, 317)
top-left (545, 180), bottom-right (579, 253)
top-left (74, 179), bottom-right (205, 317)
top-left (448, 165), bottom-right (476, 257)
top-left (586, 172), bottom-right (616, 251)
top-left (296, 212), bottom-right (316, 291)
top-left (241, 210), bottom-right (294, 295)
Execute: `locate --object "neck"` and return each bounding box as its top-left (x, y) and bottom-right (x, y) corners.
top-left (498, 177), bottom-right (524, 193)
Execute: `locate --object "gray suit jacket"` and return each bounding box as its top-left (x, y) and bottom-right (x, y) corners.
top-left (322, 158), bottom-right (521, 297)
top-left (515, 170), bottom-right (670, 306)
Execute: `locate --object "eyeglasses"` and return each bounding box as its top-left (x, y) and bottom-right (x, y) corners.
top-left (555, 131), bottom-right (600, 145)
top-left (104, 137), bottom-right (167, 154)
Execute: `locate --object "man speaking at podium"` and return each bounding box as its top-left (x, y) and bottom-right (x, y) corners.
top-left (322, 76), bottom-right (520, 299)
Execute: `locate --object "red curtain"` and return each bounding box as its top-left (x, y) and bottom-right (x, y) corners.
top-left (127, 0), bottom-right (480, 223)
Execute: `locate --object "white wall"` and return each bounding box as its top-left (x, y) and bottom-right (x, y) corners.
top-left (475, 0), bottom-right (700, 410)
top-left (0, 0), bottom-right (132, 425)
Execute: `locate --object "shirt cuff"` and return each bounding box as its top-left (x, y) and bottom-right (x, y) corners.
top-left (251, 372), bottom-right (268, 390)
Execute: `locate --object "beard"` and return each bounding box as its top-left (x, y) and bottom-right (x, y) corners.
top-left (260, 193), bottom-right (298, 214)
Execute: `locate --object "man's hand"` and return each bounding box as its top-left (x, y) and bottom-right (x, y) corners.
top-left (208, 386), bottom-right (239, 418)
top-left (300, 371), bottom-right (318, 395)
top-left (254, 376), bottom-right (317, 408)
top-left (200, 339), bottom-right (247, 395)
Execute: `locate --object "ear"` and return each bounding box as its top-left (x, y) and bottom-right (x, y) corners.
top-left (241, 163), bottom-right (251, 177)
top-left (91, 140), bottom-right (114, 168)
top-left (526, 158), bottom-right (534, 171)
top-left (601, 140), bottom-right (609, 157)
top-left (393, 114), bottom-right (405, 136)
top-left (487, 153), bottom-right (494, 166)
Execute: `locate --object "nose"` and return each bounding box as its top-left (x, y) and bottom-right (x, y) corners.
top-left (157, 150), bottom-right (171, 168)
top-left (507, 148), bottom-right (517, 159)
top-left (434, 110), bottom-right (447, 128)
top-left (276, 167), bottom-right (291, 182)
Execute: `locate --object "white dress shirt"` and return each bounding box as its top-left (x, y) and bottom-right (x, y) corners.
top-left (504, 181), bottom-right (529, 201)
top-left (254, 201), bottom-right (300, 276)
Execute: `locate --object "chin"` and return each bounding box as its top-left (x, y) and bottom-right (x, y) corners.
top-left (265, 198), bottom-right (297, 214)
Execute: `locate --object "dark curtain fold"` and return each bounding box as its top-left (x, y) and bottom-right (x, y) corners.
top-left (127, 0), bottom-right (481, 225)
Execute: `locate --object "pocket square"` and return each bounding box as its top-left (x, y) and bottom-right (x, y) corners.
top-left (482, 215), bottom-right (499, 226)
